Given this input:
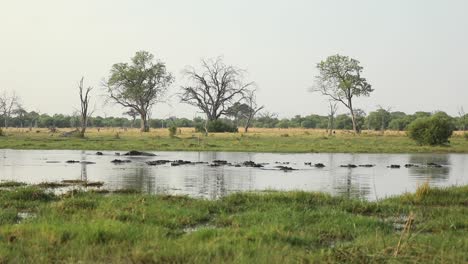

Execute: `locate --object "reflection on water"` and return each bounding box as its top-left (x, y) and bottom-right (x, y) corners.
top-left (80, 151), bottom-right (88, 182)
top-left (118, 167), bottom-right (154, 193)
top-left (0, 150), bottom-right (467, 200)
top-left (408, 154), bottom-right (450, 181)
top-left (333, 168), bottom-right (372, 200)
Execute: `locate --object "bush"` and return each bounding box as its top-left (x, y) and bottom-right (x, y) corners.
top-left (301, 120), bottom-right (316, 128)
top-left (464, 132), bottom-right (468, 141)
top-left (407, 116), bottom-right (454, 145)
top-left (168, 126), bottom-right (177, 137)
top-left (195, 120), bottom-right (238, 133)
top-left (276, 120), bottom-right (290, 129)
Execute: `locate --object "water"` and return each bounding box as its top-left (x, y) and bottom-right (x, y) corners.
top-left (1, 149), bottom-right (467, 200)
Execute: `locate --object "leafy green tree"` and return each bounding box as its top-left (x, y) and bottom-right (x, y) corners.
top-left (195, 119), bottom-right (238, 133)
top-left (226, 102), bottom-right (251, 127)
top-left (366, 108), bottom-right (391, 131)
top-left (301, 120), bottom-right (315, 128)
top-left (104, 51), bottom-right (174, 132)
top-left (276, 119), bottom-right (290, 129)
top-left (289, 115), bottom-right (303, 128)
top-left (90, 116), bottom-right (104, 127)
top-left (313, 54), bottom-right (373, 133)
top-left (335, 114), bottom-right (353, 130)
top-left (354, 109), bottom-right (366, 132)
top-left (300, 115), bottom-right (317, 129)
top-left (408, 114), bottom-right (454, 145)
top-left (390, 111), bottom-right (406, 120)
top-left (413, 111), bottom-right (431, 119)
top-left (456, 115), bottom-right (468, 131)
top-left (172, 118), bottom-right (194, 127)
top-left (388, 118), bottom-right (408, 131)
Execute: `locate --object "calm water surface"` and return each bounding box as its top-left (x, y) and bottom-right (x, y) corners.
top-left (1, 149), bottom-right (467, 200)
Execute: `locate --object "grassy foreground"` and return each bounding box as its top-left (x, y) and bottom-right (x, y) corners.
top-left (0, 184), bottom-right (467, 263)
top-left (1, 127), bottom-right (468, 153)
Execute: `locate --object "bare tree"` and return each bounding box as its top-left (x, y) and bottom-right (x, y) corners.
top-left (458, 106), bottom-right (466, 131)
top-left (258, 111), bottom-right (278, 120)
top-left (78, 77), bottom-right (93, 137)
top-left (180, 57), bottom-right (254, 126)
top-left (256, 111), bottom-right (278, 128)
top-left (242, 89), bottom-right (264, 133)
top-left (327, 101), bottom-right (338, 135)
top-left (0, 90), bottom-right (20, 128)
top-left (376, 105), bottom-right (392, 132)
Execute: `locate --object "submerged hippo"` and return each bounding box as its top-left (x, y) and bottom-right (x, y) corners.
top-left (123, 150), bottom-right (156, 157)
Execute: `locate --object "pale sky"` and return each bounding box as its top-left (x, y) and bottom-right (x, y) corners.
top-left (1, 0), bottom-right (467, 118)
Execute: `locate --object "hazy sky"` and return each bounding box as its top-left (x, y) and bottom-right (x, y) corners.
top-left (1, 0), bottom-right (467, 118)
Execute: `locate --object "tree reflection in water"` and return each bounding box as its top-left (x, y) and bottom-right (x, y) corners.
top-left (328, 154), bottom-right (371, 199)
top-left (116, 166), bottom-right (155, 193)
top-left (408, 154), bottom-right (450, 181)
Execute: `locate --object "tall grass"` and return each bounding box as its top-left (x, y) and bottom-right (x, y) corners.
top-left (415, 181), bottom-right (431, 200)
top-left (0, 184), bottom-right (466, 263)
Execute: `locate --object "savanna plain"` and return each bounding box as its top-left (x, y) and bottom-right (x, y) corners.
top-left (0, 128), bottom-right (467, 263)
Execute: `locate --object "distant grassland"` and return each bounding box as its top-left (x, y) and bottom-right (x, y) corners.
top-left (0, 127), bottom-right (467, 153)
top-left (0, 184), bottom-right (467, 263)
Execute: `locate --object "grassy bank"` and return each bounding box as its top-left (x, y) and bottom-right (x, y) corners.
top-left (0, 184), bottom-right (467, 263)
top-left (1, 127), bottom-right (468, 153)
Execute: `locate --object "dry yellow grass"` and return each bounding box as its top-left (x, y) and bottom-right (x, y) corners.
top-left (3, 126), bottom-right (465, 137)
top-left (1, 127), bottom-right (467, 153)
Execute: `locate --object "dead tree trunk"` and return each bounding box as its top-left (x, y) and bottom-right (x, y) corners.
top-left (243, 89), bottom-right (264, 133)
top-left (78, 77), bottom-right (93, 138)
top-left (327, 102), bottom-right (338, 135)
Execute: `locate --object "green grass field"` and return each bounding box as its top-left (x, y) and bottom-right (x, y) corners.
top-left (0, 184), bottom-right (466, 263)
top-left (1, 127), bottom-right (468, 153)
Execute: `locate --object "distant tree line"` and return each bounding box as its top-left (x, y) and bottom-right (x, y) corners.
top-left (249, 110), bottom-right (468, 131)
top-left (1, 51), bottom-right (467, 136)
top-left (1, 109), bottom-right (467, 132)
top-left (0, 112), bottom-right (196, 130)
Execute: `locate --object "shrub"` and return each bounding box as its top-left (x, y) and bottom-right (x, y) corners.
top-left (276, 120), bottom-right (290, 129)
top-left (195, 120), bottom-right (238, 133)
top-left (464, 132), bottom-right (468, 141)
top-left (301, 120), bottom-right (315, 128)
top-left (0, 128), bottom-right (4, 136)
top-left (407, 116), bottom-right (454, 145)
top-left (168, 126), bottom-right (177, 137)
